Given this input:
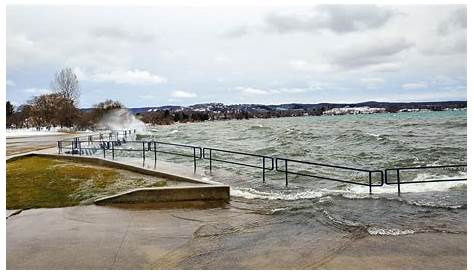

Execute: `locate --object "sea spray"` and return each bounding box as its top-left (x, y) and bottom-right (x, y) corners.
top-left (97, 109), bottom-right (147, 132)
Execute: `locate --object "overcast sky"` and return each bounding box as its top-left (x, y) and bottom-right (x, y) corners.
top-left (6, 4), bottom-right (467, 108)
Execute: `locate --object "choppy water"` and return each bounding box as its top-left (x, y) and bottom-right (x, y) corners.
top-left (118, 110), bottom-right (467, 235)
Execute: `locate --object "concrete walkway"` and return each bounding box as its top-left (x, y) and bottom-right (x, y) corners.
top-left (6, 203), bottom-right (466, 269)
top-left (6, 132), bottom-right (90, 156)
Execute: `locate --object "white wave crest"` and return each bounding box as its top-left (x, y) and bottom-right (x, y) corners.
top-left (350, 173), bottom-right (467, 194)
top-left (365, 132), bottom-right (380, 137)
top-left (367, 227), bottom-right (415, 236)
top-left (230, 187), bottom-right (323, 200)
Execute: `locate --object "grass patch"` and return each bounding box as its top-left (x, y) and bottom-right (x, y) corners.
top-left (7, 156), bottom-right (169, 209)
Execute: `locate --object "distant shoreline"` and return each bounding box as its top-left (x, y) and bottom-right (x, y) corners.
top-left (133, 106), bottom-right (467, 128)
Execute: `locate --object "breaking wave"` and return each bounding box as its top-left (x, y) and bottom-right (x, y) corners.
top-left (97, 109), bottom-right (147, 132)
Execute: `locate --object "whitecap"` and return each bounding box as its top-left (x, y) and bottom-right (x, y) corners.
top-left (365, 132), bottom-right (380, 138)
top-left (230, 187), bottom-right (323, 200)
top-left (367, 227), bottom-right (415, 236)
top-left (349, 173), bottom-right (467, 195)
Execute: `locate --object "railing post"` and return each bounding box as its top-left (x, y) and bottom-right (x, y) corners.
top-left (193, 147), bottom-right (197, 173)
top-left (142, 142), bottom-right (145, 162)
top-left (154, 142), bottom-right (157, 164)
top-left (112, 141), bottom-right (115, 160)
top-left (369, 172), bottom-right (372, 195)
top-left (396, 169), bottom-right (401, 196)
top-left (209, 149), bottom-right (212, 173)
top-left (103, 143), bottom-right (106, 158)
top-left (262, 157), bottom-right (266, 182)
top-left (285, 159), bottom-right (288, 187)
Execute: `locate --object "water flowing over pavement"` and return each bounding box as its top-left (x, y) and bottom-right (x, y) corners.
top-left (6, 201), bottom-right (466, 269)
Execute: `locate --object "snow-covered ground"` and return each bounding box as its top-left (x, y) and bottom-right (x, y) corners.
top-left (6, 127), bottom-right (73, 137)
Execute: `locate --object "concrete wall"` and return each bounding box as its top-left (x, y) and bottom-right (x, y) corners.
top-left (94, 185), bottom-right (230, 205)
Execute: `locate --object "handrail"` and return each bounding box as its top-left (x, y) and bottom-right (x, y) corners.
top-left (60, 129), bottom-right (135, 142)
top-left (56, 132), bottom-right (466, 195)
top-left (275, 157), bottom-right (384, 193)
top-left (202, 147), bottom-right (274, 182)
top-left (59, 139), bottom-right (202, 173)
top-left (385, 164), bottom-right (467, 196)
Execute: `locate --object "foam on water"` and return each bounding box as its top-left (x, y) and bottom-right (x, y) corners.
top-left (367, 227), bottom-right (415, 236)
top-left (231, 187), bottom-right (324, 200)
top-left (349, 173), bottom-right (467, 195)
top-left (231, 186), bottom-right (372, 201)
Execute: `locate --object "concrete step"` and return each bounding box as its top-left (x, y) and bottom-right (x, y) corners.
top-left (94, 185), bottom-right (230, 208)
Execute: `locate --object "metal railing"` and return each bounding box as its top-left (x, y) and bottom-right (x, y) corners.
top-left (275, 158), bottom-right (384, 193)
top-left (61, 129), bottom-right (136, 143)
top-left (56, 130), bottom-right (467, 195)
top-left (385, 164), bottom-right (467, 196)
top-left (58, 139), bottom-right (202, 173)
top-left (202, 147), bottom-right (274, 182)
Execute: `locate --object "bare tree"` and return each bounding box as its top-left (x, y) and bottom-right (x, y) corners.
top-left (50, 68), bottom-right (80, 103)
top-left (93, 99), bottom-right (124, 111)
top-left (50, 68), bottom-right (80, 127)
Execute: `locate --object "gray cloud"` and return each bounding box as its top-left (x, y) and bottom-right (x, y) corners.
top-left (421, 35), bottom-right (466, 56)
top-left (264, 5), bottom-right (398, 34)
top-left (421, 7), bottom-right (466, 57)
top-left (437, 6), bottom-right (466, 36)
top-left (89, 27), bottom-right (155, 43)
top-left (331, 38), bottom-right (414, 69)
top-left (219, 25), bottom-right (250, 38)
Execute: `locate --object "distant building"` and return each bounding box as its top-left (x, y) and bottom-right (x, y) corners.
top-left (323, 106), bottom-right (386, 115)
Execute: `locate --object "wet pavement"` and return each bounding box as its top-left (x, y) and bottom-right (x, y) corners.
top-left (6, 133), bottom-right (81, 156)
top-left (6, 202), bottom-right (466, 269)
